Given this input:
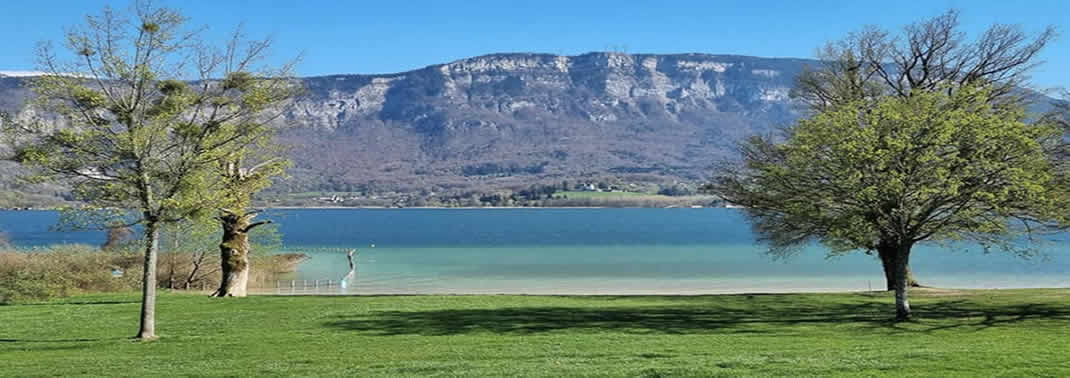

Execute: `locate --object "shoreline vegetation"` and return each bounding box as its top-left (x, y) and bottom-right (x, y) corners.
top-left (262, 191), bottom-right (721, 209)
top-left (3, 205), bottom-right (720, 211)
top-left (0, 182), bottom-right (721, 211)
top-left (1, 195), bottom-right (727, 211)
top-left (0, 245), bottom-right (307, 304)
top-left (2, 289), bottom-right (1069, 375)
top-left (4, 241), bottom-right (1067, 303)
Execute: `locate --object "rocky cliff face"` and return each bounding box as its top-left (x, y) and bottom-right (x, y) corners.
top-left (275, 52), bottom-right (810, 194)
top-left (291, 53), bottom-right (804, 129)
top-left (1, 53), bottom-right (813, 196)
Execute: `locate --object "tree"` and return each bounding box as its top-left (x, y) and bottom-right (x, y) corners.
top-left (795, 10), bottom-right (1055, 111)
top-left (710, 86), bottom-right (1070, 320)
top-left (212, 152), bottom-right (288, 297)
top-left (790, 10), bottom-right (1056, 290)
top-left (3, 3), bottom-right (296, 339)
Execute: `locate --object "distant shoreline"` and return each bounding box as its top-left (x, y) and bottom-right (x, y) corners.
top-left (262, 206), bottom-right (719, 210)
top-left (246, 286), bottom-right (1069, 296)
top-left (1, 205), bottom-right (731, 211)
top-left (267, 206), bottom-right (605, 210)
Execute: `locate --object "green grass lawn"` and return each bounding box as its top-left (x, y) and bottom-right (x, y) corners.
top-left (2, 289), bottom-right (1070, 376)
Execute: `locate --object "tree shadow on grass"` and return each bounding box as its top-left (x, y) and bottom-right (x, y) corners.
top-left (0, 338), bottom-right (104, 343)
top-left (878, 299), bottom-right (1070, 332)
top-left (324, 295), bottom-right (1070, 336)
top-left (0, 338), bottom-right (114, 354)
top-left (3, 300), bottom-right (139, 307)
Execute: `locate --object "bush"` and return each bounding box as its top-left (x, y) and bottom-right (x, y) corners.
top-left (157, 250), bottom-right (305, 290)
top-left (0, 245), bottom-right (306, 303)
top-left (0, 269), bottom-right (68, 303)
top-left (0, 246), bottom-right (143, 304)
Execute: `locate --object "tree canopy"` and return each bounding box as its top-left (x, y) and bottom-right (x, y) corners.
top-left (793, 10), bottom-right (1056, 112)
top-left (710, 85), bottom-right (1070, 319)
top-left (735, 9), bottom-right (1062, 317)
top-left (1, 3), bottom-right (298, 339)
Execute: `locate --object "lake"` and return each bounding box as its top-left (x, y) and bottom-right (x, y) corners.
top-left (1, 208), bottom-right (1068, 294)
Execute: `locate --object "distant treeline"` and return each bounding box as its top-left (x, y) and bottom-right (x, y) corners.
top-left (263, 180), bottom-right (715, 208)
top-left (462, 162), bottom-right (549, 176)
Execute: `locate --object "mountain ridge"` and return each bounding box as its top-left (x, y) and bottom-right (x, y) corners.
top-left (270, 52), bottom-right (808, 198)
top-left (296, 52), bottom-right (818, 78)
top-left (7, 51), bottom-right (1048, 206)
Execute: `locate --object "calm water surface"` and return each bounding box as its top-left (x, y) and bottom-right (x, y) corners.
top-left (2, 208), bottom-right (1067, 294)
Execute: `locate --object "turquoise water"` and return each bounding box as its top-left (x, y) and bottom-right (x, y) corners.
top-left (2, 209), bottom-right (1068, 294)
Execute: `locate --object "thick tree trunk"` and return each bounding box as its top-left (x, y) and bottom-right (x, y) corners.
top-left (213, 213), bottom-right (252, 297)
top-left (894, 247), bottom-right (912, 321)
top-left (136, 220), bottom-right (160, 340)
top-left (878, 243), bottom-right (896, 291)
top-left (878, 242), bottom-right (921, 291)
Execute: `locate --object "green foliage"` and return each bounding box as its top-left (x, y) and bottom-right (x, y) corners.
top-left (1, 3), bottom-right (299, 336)
top-left (221, 71), bottom-right (255, 92)
top-left (713, 85), bottom-right (1070, 257)
top-left (2, 3), bottom-right (300, 228)
top-left (0, 270), bottom-right (67, 303)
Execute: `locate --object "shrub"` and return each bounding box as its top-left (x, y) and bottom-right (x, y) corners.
top-left (0, 246), bottom-right (143, 304)
top-left (0, 268), bottom-right (68, 303)
top-left (158, 250), bottom-right (306, 290)
top-left (0, 245), bottom-right (306, 303)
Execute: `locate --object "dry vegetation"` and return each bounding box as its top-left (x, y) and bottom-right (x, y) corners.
top-left (0, 245), bottom-right (306, 304)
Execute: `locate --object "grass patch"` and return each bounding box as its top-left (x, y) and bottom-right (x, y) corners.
top-left (2, 289), bottom-right (1069, 376)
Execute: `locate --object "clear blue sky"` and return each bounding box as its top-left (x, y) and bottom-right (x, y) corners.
top-left (2, 0), bottom-right (1067, 88)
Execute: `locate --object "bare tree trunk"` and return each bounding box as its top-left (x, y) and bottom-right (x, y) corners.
top-left (212, 212), bottom-right (261, 297)
top-left (137, 220), bottom-right (160, 340)
top-left (894, 246), bottom-right (912, 321)
top-left (166, 254), bottom-right (175, 290)
top-left (169, 230), bottom-right (178, 289)
top-left (184, 250), bottom-right (207, 290)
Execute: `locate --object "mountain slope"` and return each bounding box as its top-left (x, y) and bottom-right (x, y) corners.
top-left (274, 52), bottom-right (809, 195)
top-left (1, 52), bottom-right (837, 203)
